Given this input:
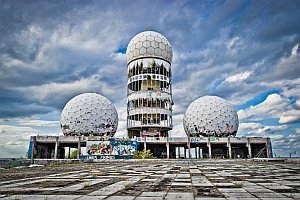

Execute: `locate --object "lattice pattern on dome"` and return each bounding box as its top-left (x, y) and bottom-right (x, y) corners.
top-left (183, 96), bottom-right (239, 137)
top-left (60, 93), bottom-right (118, 136)
top-left (126, 31), bottom-right (173, 64)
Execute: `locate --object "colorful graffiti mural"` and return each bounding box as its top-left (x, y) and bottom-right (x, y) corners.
top-left (85, 139), bottom-right (137, 159)
top-left (111, 140), bottom-right (137, 155)
top-left (86, 141), bottom-right (111, 155)
top-left (141, 127), bottom-right (160, 137)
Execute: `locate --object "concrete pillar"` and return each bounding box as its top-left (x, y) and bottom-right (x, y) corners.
top-left (266, 137), bottom-right (271, 158)
top-left (144, 137), bottom-right (147, 151)
top-left (187, 135), bottom-right (191, 159)
top-left (184, 147), bottom-right (187, 159)
top-left (208, 137), bottom-right (212, 159)
top-left (77, 136), bottom-right (81, 159)
top-left (68, 147), bottom-right (71, 159)
top-left (247, 138), bottom-right (252, 159)
top-left (166, 137), bottom-right (170, 159)
top-left (177, 146), bottom-right (180, 158)
top-left (199, 148), bottom-right (203, 159)
top-left (31, 136), bottom-right (36, 164)
top-left (54, 136), bottom-right (59, 159)
top-left (227, 137), bottom-right (232, 159)
top-left (195, 147), bottom-right (198, 159)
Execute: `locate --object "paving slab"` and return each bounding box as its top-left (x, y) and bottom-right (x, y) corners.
top-left (76, 196), bottom-right (107, 200)
top-left (251, 192), bottom-right (287, 198)
top-left (87, 180), bottom-right (136, 196)
top-left (195, 198), bottom-right (227, 200)
top-left (165, 192), bottom-right (194, 199)
top-left (0, 160), bottom-right (299, 200)
top-left (135, 197), bottom-right (163, 200)
top-left (222, 192), bottom-right (256, 198)
top-left (105, 196), bottom-right (135, 200)
top-left (140, 191), bottom-right (166, 197)
top-left (2, 195), bottom-right (57, 200)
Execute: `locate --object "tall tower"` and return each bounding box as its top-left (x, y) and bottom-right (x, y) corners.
top-left (126, 31), bottom-right (173, 138)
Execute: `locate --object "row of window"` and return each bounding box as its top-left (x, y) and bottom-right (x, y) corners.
top-left (128, 63), bottom-right (171, 78)
top-left (128, 98), bottom-right (172, 110)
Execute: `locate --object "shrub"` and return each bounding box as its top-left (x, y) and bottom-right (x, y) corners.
top-left (133, 149), bottom-right (156, 159)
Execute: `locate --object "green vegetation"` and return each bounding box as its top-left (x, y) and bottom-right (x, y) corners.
top-left (70, 149), bottom-right (78, 159)
top-left (133, 149), bottom-right (156, 159)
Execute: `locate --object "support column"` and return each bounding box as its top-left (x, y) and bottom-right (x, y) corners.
top-left (144, 137), bottom-right (147, 151)
top-left (247, 138), bottom-right (252, 159)
top-left (187, 135), bottom-right (191, 159)
top-left (227, 137), bottom-right (232, 159)
top-left (177, 146), bottom-right (180, 158)
top-left (68, 147), bottom-right (71, 159)
top-left (199, 148), bottom-right (203, 159)
top-left (184, 147), bottom-right (187, 159)
top-left (266, 137), bottom-right (271, 158)
top-left (30, 136), bottom-right (36, 164)
top-left (166, 137), bottom-right (170, 159)
top-left (54, 136), bottom-right (59, 159)
top-left (77, 136), bottom-right (81, 159)
top-left (195, 147), bottom-right (198, 159)
top-left (208, 137), bottom-right (212, 159)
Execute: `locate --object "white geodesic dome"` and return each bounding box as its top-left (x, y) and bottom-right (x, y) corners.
top-left (183, 96), bottom-right (239, 137)
top-left (60, 93), bottom-right (118, 136)
top-left (126, 31), bottom-right (173, 64)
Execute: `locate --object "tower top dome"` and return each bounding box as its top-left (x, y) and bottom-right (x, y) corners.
top-left (126, 31), bottom-right (173, 64)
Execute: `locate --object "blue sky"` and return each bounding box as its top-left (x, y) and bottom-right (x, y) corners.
top-left (0, 0), bottom-right (299, 158)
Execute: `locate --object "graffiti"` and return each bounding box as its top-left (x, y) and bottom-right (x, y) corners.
top-left (111, 140), bottom-right (137, 155)
top-left (141, 127), bottom-right (160, 137)
top-left (112, 145), bottom-right (131, 155)
top-left (85, 139), bottom-right (137, 157)
top-left (87, 141), bottom-right (110, 155)
top-left (80, 155), bottom-right (133, 159)
top-left (190, 137), bottom-right (207, 143)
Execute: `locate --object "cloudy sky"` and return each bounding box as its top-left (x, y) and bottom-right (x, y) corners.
top-left (0, 0), bottom-right (299, 158)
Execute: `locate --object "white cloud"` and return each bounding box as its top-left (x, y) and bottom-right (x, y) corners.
top-left (0, 123), bottom-right (61, 158)
top-left (170, 114), bottom-right (186, 137)
top-left (170, 123), bottom-right (185, 137)
top-left (273, 78), bottom-right (300, 98)
top-left (279, 109), bottom-right (300, 124)
top-left (16, 76), bottom-right (105, 101)
top-left (238, 122), bottom-right (288, 136)
top-left (115, 104), bottom-right (127, 138)
top-left (16, 118), bottom-right (59, 127)
top-left (0, 125), bottom-right (38, 134)
top-left (291, 43), bottom-right (299, 56)
top-left (238, 93), bottom-right (291, 121)
top-left (238, 92), bottom-right (300, 125)
top-left (266, 43), bottom-right (300, 81)
top-left (226, 37), bottom-right (245, 55)
top-left (0, 125), bottom-right (38, 158)
top-left (225, 71), bottom-right (252, 83)
top-left (297, 99), bottom-right (300, 108)
top-left (12, 75), bottom-right (121, 109)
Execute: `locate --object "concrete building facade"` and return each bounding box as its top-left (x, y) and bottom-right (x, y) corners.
top-left (28, 136), bottom-right (272, 160)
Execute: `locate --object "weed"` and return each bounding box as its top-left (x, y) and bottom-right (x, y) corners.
top-left (235, 181), bottom-right (244, 188)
